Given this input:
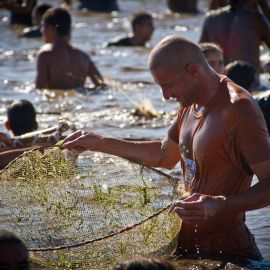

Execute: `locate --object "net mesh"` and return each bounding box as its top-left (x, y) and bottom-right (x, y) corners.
top-left (0, 148), bottom-right (183, 269)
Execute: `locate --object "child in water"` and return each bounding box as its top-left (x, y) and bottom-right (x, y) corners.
top-left (0, 99), bottom-right (70, 168)
top-left (106, 12), bottom-right (154, 47)
top-left (199, 42), bottom-right (224, 74)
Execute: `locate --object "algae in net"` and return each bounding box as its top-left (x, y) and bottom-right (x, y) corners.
top-left (0, 148), bottom-right (183, 269)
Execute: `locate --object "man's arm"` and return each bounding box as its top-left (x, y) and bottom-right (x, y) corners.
top-left (222, 159), bottom-right (270, 212)
top-left (63, 130), bottom-right (181, 169)
top-left (63, 116), bottom-right (181, 168)
top-left (35, 51), bottom-right (49, 89)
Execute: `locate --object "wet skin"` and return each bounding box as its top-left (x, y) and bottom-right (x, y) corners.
top-left (36, 21), bottom-right (103, 89)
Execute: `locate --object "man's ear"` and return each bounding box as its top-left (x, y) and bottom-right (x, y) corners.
top-left (185, 63), bottom-right (199, 77)
top-left (5, 121), bottom-right (10, 130)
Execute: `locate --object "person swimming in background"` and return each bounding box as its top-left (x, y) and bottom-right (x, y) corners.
top-left (225, 60), bottom-right (257, 92)
top-left (0, 0), bottom-right (37, 26)
top-left (0, 230), bottom-right (29, 270)
top-left (199, 42), bottom-right (224, 74)
top-left (35, 7), bottom-right (104, 90)
top-left (113, 257), bottom-right (177, 270)
top-left (0, 99), bottom-right (71, 168)
top-left (5, 99), bottom-right (37, 136)
top-left (223, 60), bottom-right (270, 134)
top-left (20, 3), bottom-right (52, 38)
top-left (5, 99), bottom-right (70, 140)
top-left (199, 0), bottom-right (270, 89)
top-left (0, 99), bottom-right (38, 153)
top-left (167, 0), bottom-right (198, 14)
top-left (106, 12), bottom-right (154, 47)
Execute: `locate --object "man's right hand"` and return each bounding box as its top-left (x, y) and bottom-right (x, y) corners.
top-left (63, 130), bottom-right (101, 153)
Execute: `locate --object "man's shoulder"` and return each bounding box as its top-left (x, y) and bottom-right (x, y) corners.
top-left (37, 44), bottom-right (54, 60)
top-left (224, 81), bottom-right (261, 121)
top-left (70, 46), bottom-right (89, 56)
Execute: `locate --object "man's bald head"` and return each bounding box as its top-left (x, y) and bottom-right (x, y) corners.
top-left (148, 35), bottom-right (207, 74)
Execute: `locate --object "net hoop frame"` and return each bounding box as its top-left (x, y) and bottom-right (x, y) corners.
top-left (1, 147), bottom-right (180, 252)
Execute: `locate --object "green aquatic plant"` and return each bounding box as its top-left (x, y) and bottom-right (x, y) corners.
top-left (54, 139), bottom-right (65, 149)
top-left (0, 150), bottom-right (182, 269)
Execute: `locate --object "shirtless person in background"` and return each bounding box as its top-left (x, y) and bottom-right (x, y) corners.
top-left (209, 0), bottom-right (270, 19)
top-left (35, 7), bottom-right (104, 90)
top-left (200, 0), bottom-right (270, 86)
top-left (106, 12), bottom-right (154, 47)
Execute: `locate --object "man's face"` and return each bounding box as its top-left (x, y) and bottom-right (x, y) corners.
top-left (0, 243), bottom-right (29, 270)
top-left (136, 19), bottom-right (154, 41)
top-left (151, 67), bottom-right (196, 107)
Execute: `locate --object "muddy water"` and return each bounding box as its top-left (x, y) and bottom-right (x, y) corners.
top-left (0, 0), bottom-right (269, 269)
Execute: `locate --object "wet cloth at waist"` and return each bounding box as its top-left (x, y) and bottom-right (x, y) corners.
top-left (175, 222), bottom-right (263, 260)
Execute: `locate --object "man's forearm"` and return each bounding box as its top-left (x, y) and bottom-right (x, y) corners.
top-left (94, 137), bottom-right (163, 167)
top-left (220, 181), bottom-right (270, 213)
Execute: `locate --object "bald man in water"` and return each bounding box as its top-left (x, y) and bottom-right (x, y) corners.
top-left (63, 35), bottom-right (270, 261)
top-left (200, 0), bottom-right (270, 86)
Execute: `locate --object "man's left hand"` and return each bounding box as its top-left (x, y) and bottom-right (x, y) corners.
top-left (169, 193), bottom-right (227, 225)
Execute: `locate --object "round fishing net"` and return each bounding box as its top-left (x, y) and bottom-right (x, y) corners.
top-left (0, 148), bottom-right (183, 269)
